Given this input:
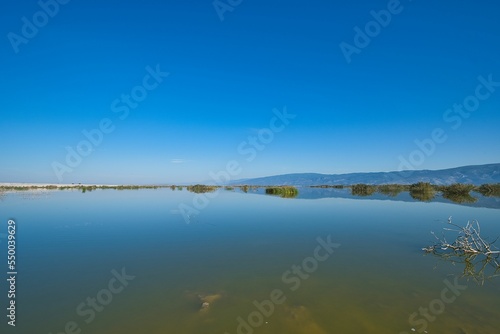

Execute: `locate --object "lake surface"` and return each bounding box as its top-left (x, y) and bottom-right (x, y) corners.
top-left (1, 188), bottom-right (499, 334)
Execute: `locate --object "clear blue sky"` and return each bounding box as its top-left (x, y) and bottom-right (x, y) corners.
top-left (1, 0), bottom-right (499, 184)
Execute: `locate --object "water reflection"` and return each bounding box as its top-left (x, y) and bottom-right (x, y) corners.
top-left (409, 182), bottom-right (436, 201)
top-left (427, 252), bottom-right (500, 285)
top-left (264, 186), bottom-right (299, 198)
top-left (351, 184), bottom-right (377, 196)
top-left (284, 187), bottom-right (500, 209)
top-left (1, 188), bottom-right (500, 334)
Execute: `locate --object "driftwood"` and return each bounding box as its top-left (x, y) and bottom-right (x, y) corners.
top-left (423, 217), bottom-right (500, 285)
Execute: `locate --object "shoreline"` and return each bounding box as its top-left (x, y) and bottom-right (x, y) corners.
top-left (0, 183), bottom-right (119, 187)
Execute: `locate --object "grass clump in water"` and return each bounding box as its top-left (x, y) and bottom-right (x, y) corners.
top-left (475, 183), bottom-right (500, 197)
top-left (186, 184), bottom-right (219, 193)
top-left (377, 184), bottom-right (408, 197)
top-left (350, 184), bottom-right (377, 196)
top-left (265, 186), bottom-right (299, 198)
top-left (436, 183), bottom-right (477, 203)
top-left (409, 182), bottom-right (435, 201)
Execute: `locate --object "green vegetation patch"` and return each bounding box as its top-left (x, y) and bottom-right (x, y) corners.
top-left (377, 184), bottom-right (409, 197)
top-left (186, 184), bottom-right (219, 193)
top-left (475, 183), bottom-right (500, 197)
top-left (409, 182), bottom-right (436, 202)
top-left (436, 183), bottom-right (477, 203)
top-left (265, 186), bottom-right (299, 198)
top-left (350, 184), bottom-right (377, 196)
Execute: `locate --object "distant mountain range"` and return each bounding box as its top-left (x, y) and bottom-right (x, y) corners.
top-left (230, 163), bottom-right (500, 186)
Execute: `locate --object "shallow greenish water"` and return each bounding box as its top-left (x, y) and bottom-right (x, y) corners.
top-left (1, 189), bottom-right (499, 334)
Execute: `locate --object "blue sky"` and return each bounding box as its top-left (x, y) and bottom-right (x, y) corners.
top-left (1, 0), bottom-right (499, 184)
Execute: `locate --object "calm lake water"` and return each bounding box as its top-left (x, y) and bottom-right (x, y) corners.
top-left (1, 188), bottom-right (499, 334)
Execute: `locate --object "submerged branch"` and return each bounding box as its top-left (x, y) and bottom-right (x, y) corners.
top-left (423, 217), bottom-right (500, 284)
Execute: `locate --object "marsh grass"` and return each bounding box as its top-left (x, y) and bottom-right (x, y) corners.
top-left (435, 184), bottom-right (477, 203)
top-left (186, 184), bottom-right (219, 193)
top-left (476, 183), bottom-right (500, 197)
top-left (377, 184), bottom-right (409, 197)
top-left (409, 182), bottom-right (436, 201)
top-left (350, 184), bottom-right (377, 196)
top-left (2, 183), bottom-right (499, 205)
top-left (265, 186), bottom-right (299, 198)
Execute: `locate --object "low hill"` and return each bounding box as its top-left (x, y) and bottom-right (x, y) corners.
top-left (230, 163), bottom-right (500, 186)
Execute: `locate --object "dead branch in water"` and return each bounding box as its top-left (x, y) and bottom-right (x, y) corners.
top-left (423, 217), bottom-right (500, 284)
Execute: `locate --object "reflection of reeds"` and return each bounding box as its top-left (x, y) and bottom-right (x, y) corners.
top-left (0, 184), bottom-right (169, 194)
top-left (186, 185), bottom-right (219, 193)
top-left (265, 186), bottom-right (299, 198)
top-left (350, 184), bottom-right (376, 196)
top-left (377, 184), bottom-right (408, 197)
top-left (81, 185), bottom-right (164, 193)
top-left (443, 192), bottom-right (477, 203)
top-left (475, 183), bottom-right (500, 197)
top-left (409, 182), bottom-right (435, 201)
top-left (3, 183), bottom-right (500, 202)
top-left (307, 183), bottom-right (500, 202)
top-left (435, 184), bottom-right (477, 203)
top-left (427, 251), bottom-right (500, 285)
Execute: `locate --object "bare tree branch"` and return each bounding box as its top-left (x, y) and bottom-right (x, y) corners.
top-left (423, 217), bottom-right (500, 285)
